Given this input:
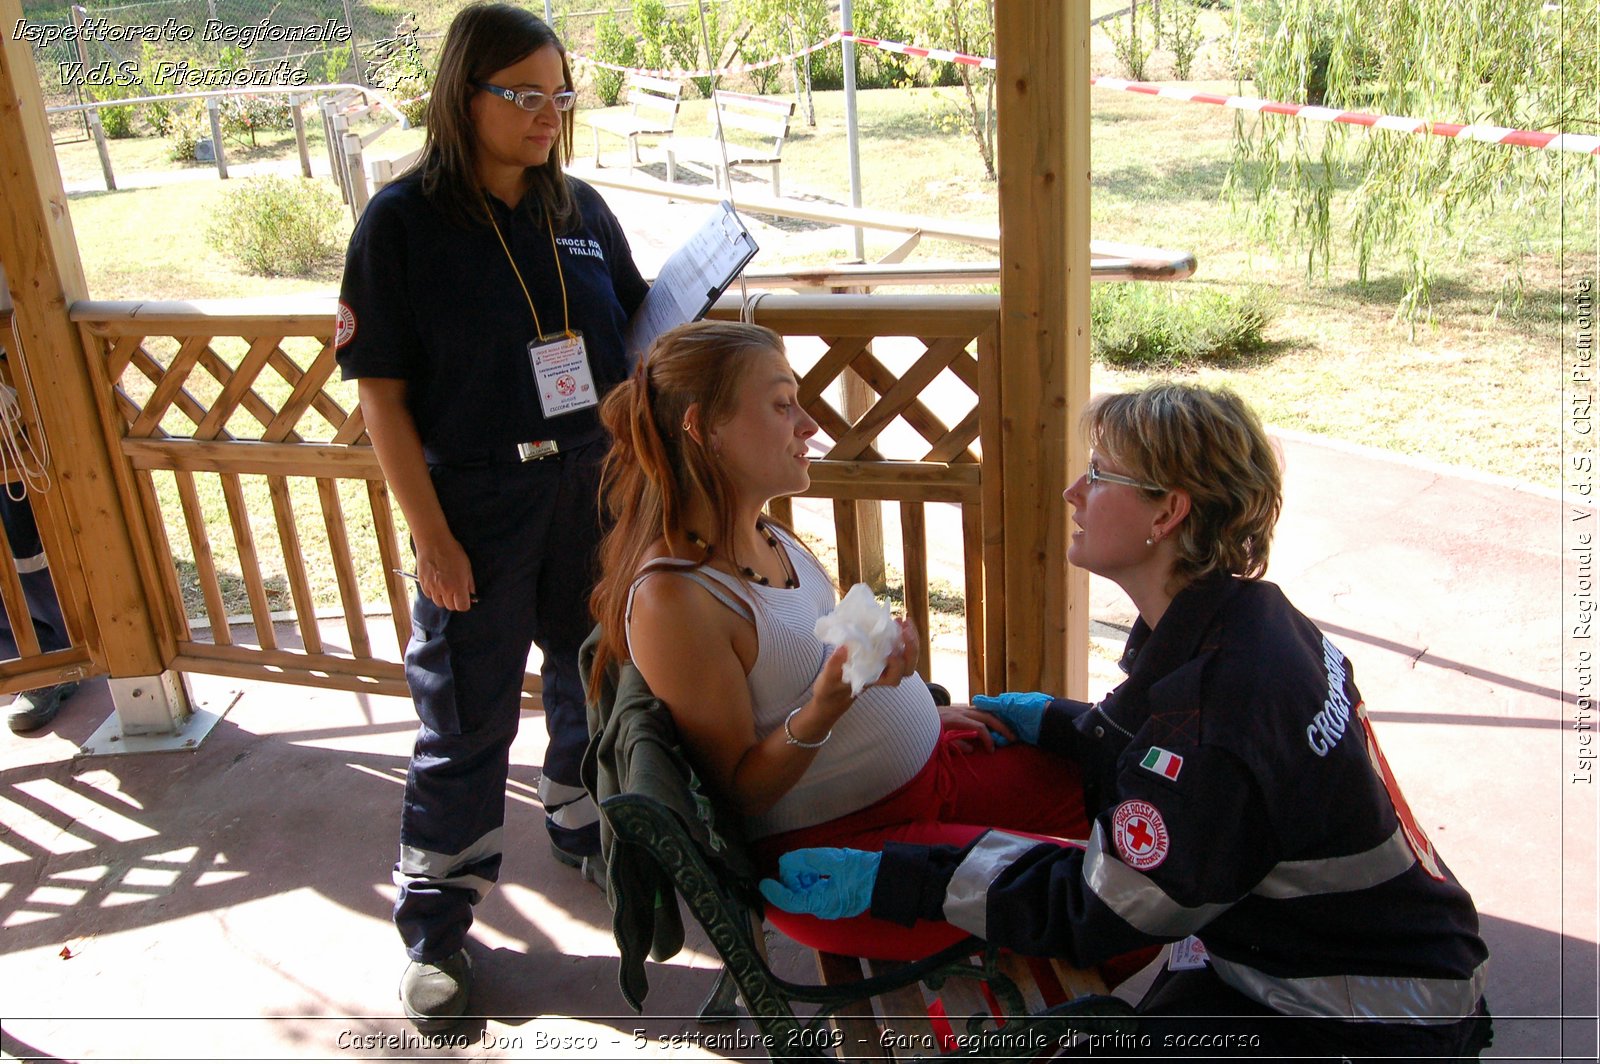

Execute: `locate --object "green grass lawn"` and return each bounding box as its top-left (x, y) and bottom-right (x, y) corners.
top-left (644, 83), bottom-right (1565, 489)
top-left (57, 82), bottom-right (1568, 491)
top-left (45, 65), bottom-right (1570, 616)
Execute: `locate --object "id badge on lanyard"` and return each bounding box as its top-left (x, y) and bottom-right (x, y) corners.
top-left (529, 331), bottom-right (597, 418)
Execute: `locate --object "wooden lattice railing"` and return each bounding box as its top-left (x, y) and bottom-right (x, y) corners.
top-left (709, 294), bottom-right (1000, 696)
top-left (75, 301), bottom-right (419, 698)
top-left (72, 291), bottom-right (1003, 704)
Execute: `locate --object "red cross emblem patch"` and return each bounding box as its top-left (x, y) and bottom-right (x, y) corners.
top-left (1112, 799), bottom-right (1170, 871)
top-left (335, 301), bottom-right (357, 348)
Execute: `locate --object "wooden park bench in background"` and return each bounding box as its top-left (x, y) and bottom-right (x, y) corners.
top-left (667, 90), bottom-right (796, 198)
top-left (586, 73), bottom-right (684, 172)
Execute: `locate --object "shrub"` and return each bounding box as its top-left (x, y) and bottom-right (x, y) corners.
top-left (1163, 0), bottom-right (1204, 80)
top-left (592, 12), bottom-right (637, 106)
top-left (166, 106), bottom-right (204, 161)
top-left (1104, 10), bottom-right (1153, 81)
top-left (317, 44), bottom-right (353, 86)
top-left (206, 176), bottom-right (345, 277)
top-left (634, 0), bottom-right (708, 94)
top-left (742, 38), bottom-right (784, 95)
top-left (399, 96), bottom-right (429, 128)
top-left (142, 92), bottom-right (179, 136)
top-left (220, 94), bottom-right (293, 149)
top-left (1091, 283), bottom-right (1276, 368)
top-left (88, 82), bottom-right (141, 138)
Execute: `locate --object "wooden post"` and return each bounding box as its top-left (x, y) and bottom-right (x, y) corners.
top-left (834, 284), bottom-right (886, 591)
top-left (289, 93), bottom-right (313, 178)
top-left (206, 97), bottom-right (228, 179)
top-left (343, 128), bottom-right (370, 217)
top-left (993, 2), bottom-right (1091, 698)
top-left (69, 5), bottom-right (115, 192)
top-left (320, 98), bottom-right (344, 196)
top-left (840, 370), bottom-right (886, 590)
top-left (330, 108), bottom-right (353, 205)
top-left (341, 0), bottom-right (367, 86)
top-left (0, 0), bottom-right (193, 735)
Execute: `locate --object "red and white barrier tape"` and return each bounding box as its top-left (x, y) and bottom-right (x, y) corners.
top-left (571, 32), bottom-right (843, 80)
top-left (575, 28), bottom-right (1597, 157)
top-left (841, 31), bottom-right (994, 70)
top-left (1087, 76), bottom-right (1600, 157)
top-left (845, 30), bottom-right (1598, 157)
top-left (851, 31), bottom-right (1599, 155)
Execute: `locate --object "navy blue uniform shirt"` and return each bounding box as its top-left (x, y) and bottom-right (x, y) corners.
top-left (336, 172), bottom-right (648, 462)
top-left (872, 574), bottom-right (1488, 1025)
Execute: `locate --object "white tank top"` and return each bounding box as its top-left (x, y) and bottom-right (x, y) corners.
top-left (626, 528), bottom-right (939, 837)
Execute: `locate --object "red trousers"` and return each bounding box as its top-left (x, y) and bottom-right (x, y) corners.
top-left (753, 727), bottom-right (1088, 961)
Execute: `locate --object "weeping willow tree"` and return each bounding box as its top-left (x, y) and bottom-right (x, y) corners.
top-left (1230, 0), bottom-right (1598, 321)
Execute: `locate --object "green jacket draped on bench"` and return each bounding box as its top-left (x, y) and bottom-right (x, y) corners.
top-left (579, 627), bottom-right (756, 1010)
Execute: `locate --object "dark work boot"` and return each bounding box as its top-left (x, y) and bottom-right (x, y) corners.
top-left (399, 948), bottom-right (473, 1033)
top-left (7, 681), bottom-right (80, 734)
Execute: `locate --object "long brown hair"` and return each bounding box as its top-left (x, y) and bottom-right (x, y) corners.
top-left (588, 321), bottom-right (788, 694)
top-left (409, 2), bottom-right (577, 229)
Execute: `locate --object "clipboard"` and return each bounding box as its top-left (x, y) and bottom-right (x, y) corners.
top-left (624, 201), bottom-right (759, 362)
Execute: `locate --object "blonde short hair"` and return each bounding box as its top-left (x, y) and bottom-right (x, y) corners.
top-left (1084, 382), bottom-right (1282, 582)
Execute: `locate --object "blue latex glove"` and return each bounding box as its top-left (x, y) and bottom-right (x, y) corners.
top-left (759, 848), bottom-right (882, 919)
top-left (973, 691), bottom-right (1051, 747)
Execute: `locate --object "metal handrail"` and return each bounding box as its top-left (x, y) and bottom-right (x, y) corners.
top-left (579, 169), bottom-right (1197, 282)
top-left (45, 81), bottom-right (407, 126)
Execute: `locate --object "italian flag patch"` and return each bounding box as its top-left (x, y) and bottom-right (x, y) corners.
top-left (1140, 746), bottom-right (1183, 781)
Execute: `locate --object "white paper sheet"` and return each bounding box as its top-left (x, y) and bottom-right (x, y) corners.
top-left (623, 201), bottom-right (758, 362)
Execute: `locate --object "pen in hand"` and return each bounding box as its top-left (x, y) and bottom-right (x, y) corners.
top-left (392, 569), bottom-right (480, 605)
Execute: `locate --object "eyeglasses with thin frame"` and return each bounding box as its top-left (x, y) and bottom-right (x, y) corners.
top-left (1086, 459), bottom-right (1165, 494)
top-left (474, 80), bottom-right (578, 113)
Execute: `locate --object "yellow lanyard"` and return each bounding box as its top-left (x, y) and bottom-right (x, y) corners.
top-left (483, 195), bottom-right (573, 339)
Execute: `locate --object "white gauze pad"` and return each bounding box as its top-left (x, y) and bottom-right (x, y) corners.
top-left (813, 583), bottom-right (899, 695)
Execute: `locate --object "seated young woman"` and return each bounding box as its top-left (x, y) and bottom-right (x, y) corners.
top-left (585, 320), bottom-right (1093, 962)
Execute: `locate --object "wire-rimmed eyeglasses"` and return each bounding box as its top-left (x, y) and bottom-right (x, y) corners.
top-left (474, 80), bottom-right (578, 113)
top-left (1086, 459), bottom-right (1164, 493)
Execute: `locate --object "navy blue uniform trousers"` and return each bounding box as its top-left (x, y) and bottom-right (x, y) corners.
top-left (394, 438), bottom-right (603, 962)
top-left (0, 491), bottom-right (70, 660)
top-left (1070, 964), bottom-right (1492, 1061)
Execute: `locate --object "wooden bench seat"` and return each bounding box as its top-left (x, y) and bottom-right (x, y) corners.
top-left (666, 90), bottom-right (796, 197)
top-left (585, 73), bottom-right (683, 171)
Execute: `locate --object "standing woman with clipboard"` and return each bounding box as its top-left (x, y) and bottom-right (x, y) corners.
top-left (335, 2), bottom-right (647, 1032)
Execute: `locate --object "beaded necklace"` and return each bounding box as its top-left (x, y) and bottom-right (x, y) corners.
top-left (685, 522), bottom-right (798, 589)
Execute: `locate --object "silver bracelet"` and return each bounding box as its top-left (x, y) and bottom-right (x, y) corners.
top-left (783, 706), bottom-right (832, 748)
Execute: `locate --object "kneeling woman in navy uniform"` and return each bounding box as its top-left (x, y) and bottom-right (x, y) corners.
top-left (762, 383), bottom-right (1492, 1060)
top-left (335, 2), bottom-right (647, 1031)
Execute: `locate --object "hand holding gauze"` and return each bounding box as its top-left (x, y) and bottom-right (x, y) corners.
top-left (813, 584), bottom-right (901, 695)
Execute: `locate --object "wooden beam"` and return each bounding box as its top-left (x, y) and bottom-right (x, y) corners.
top-left (0, 2), bottom-right (175, 678)
top-left (122, 438), bottom-right (384, 478)
top-left (995, 1), bottom-right (1092, 697)
top-left (0, 647), bottom-right (96, 696)
top-left (707, 293), bottom-right (998, 334)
